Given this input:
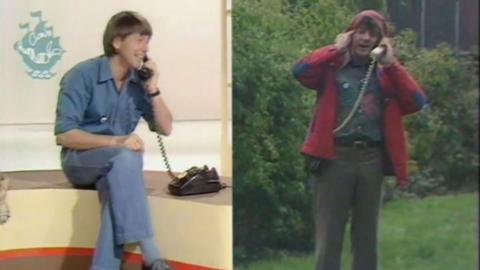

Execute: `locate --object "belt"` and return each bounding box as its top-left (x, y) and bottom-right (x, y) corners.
top-left (335, 137), bottom-right (382, 148)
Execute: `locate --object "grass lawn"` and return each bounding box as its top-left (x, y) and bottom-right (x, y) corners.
top-left (237, 193), bottom-right (478, 270)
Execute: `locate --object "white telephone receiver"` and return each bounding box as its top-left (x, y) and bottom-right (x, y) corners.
top-left (370, 46), bottom-right (385, 59)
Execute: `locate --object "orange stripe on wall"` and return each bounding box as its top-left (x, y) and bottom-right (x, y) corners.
top-left (0, 247), bottom-right (143, 263)
top-left (0, 248), bottom-right (97, 261)
top-left (0, 248), bottom-right (222, 270)
top-left (168, 260), bottom-right (223, 270)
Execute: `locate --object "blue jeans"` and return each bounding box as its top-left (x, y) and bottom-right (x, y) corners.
top-left (62, 147), bottom-right (154, 270)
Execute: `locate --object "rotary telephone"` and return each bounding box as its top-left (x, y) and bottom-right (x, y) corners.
top-left (137, 56), bottom-right (226, 196)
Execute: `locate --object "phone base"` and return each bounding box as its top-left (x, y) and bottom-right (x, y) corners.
top-left (167, 166), bottom-right (224, 196)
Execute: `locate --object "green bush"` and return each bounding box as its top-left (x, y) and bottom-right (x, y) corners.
top-left (394, 30), bottom-right (479, 196)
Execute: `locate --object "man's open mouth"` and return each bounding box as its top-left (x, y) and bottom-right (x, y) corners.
top-left (358, 44), bottom-right (371, 50)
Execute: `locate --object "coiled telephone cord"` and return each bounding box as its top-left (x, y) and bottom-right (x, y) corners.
top-left (333, 57), bottom-right (378, 133)
top-left (156, 133), bottom-right (177, 180)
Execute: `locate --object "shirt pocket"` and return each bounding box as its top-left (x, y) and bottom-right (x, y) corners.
top-left (82, 104), bottom-right (113, 134)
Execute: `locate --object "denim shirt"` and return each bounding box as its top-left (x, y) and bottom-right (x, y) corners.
top-left (55, 56), bottom-right (155, 138)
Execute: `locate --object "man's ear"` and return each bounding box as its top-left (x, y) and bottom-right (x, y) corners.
top-left (112, 36), bottom-right (122, 52)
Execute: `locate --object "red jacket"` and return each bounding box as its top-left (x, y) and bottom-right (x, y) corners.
top-left (293, 45), bottom-right (428, 186)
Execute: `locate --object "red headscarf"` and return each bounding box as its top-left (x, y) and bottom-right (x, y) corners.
top-left (347, 10), bottom-right (389, 37)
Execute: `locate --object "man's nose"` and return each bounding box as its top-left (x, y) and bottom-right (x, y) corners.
top-left (363, 32), bottom-right (376, 42)
top-left (142, 41), bottom-right (149, 52)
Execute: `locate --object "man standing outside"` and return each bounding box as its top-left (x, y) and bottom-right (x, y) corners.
top-left (293, 10), bottom-right (428, 270)
top-left (55, 11), bottom-right (174, 270)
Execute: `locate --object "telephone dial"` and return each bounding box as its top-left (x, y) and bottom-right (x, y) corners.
top-left (137, 56), bottom-right (226, 196)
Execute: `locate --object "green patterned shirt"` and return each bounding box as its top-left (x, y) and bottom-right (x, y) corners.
top-left (335, 60), bottom-right (383, 142)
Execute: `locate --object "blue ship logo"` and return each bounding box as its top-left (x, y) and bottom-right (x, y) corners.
top-left (14, 11), bottom-right (65, 80)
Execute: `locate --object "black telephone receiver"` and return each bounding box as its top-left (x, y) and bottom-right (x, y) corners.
top-left (137, 55), bottom-right (153, 81)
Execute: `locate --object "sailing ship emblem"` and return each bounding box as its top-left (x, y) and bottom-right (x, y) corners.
top-left (14, 11), bottom-right (65, 79)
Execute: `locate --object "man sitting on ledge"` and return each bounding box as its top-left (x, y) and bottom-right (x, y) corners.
top-left (54, 11), bottom-right (174, 270)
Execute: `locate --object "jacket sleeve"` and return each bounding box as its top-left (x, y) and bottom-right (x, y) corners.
top-left (382, 62), bottom-right (428, 115)
top-left (292, 45), bottom-right (345, 90)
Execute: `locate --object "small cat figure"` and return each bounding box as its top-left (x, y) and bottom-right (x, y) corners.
top-left (0, 173), bottom-right (10, 224)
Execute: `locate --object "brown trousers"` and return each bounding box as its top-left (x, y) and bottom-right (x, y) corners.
top-left (311, 146), bottom-right (384, 270)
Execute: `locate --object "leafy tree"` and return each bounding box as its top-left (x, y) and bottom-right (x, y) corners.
top-left (337, 0), bottom-right (386, 12)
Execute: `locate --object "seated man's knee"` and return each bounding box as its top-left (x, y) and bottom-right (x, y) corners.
top-left (111, 148), bottom-right (143, 168)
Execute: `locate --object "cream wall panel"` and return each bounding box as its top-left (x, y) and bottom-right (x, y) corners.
top-left (0, 189), bottom-right (232, 269)
top-left (0, 0), bottom-right (225, 124)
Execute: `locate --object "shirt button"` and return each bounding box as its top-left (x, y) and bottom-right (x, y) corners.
top-left (100, 116), bottom-right (108, 123)
top-left (342, 82), bottom-right (350, 89)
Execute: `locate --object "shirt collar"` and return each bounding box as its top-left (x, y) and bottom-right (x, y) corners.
top-left (98, 56), bottom-right (142, 85)
top-left (348, 57), bottom-right (370, 68)
top-left (98, 56), bottom-right (113, 82)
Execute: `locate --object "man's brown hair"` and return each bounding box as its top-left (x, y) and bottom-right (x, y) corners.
top-left (103, 11), bottom-right (152, 57)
